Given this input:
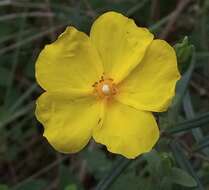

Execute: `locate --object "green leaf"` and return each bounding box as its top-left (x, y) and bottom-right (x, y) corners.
top-left (13, 180), bottom-right (47, 190)
top-left (159, 177), bottom-right (172, 190)
top-left (59, 165), bottom-right (83, 190)
top-left (169, 167), bottom-right (197, 187)
top-left (64, 184), bottom-right (77, 190)
top-left (182, 92), bottom-right (209, 155)
top-left (109, 171), bottom-right (140, 190)
top-left (165, 45), bottom-right (196, 126)
top-left (172, 46), bottom-right (195, 107)
top-left (81, 149), bottom-right (112, 179)
top-left (183, 92), bottom-right (204, 141)
top-left (174, 36), bottom-right (193, 68)
top-left (143, 150), bottom-right (162, 178)
top-left (170, 142), bottom-right (204, 189)
top-left (95, 157), bottom-right (132, 190)
top-left (0, 185), bottom-right (9, 190)
top-left (167, 111), bottom-right (209, 134)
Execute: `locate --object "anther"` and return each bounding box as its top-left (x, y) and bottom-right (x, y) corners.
top-left (93, 76), bottom-right (118, 98)
top-left (92, 82), bottom-right (98, 87)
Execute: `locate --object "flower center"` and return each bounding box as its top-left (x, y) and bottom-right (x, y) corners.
top-left (93, 76), bottom-right (117, 98)
top-left (102, 84), bottom-right (111, 95)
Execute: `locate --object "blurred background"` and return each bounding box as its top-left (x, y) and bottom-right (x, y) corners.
top-left (0, 0), bottom-right (209, 189)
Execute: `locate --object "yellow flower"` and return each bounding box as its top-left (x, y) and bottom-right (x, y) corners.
top-left (35, 11), bottom-right (180, 159)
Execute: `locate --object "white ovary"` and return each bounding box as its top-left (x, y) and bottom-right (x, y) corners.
top-left (102, 84), bottom-right (111, 95)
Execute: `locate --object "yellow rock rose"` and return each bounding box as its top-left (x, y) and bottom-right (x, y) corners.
top-left (35, 11), bottom-right (180, 159)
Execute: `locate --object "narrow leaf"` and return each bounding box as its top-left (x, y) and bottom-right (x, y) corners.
top-left (170, 167), bottom-right (197, 187)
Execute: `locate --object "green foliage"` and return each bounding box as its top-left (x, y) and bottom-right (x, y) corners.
top-left (13, 180), bottom-right (47, 190)
top-left (64, 184), bottom-right (77, 190)
top-left (105, 151), bottom-right (197, 190)
top-left (174, 36), bottom-right (194, 70)
top-left (81, 149), bottom-right (112, 179)
top-left (0, 185), bottom-right (9, 190)
top-left (59, 165), bottom-right (83, 190)
top-left (169, 167), bottom-right (197, 187)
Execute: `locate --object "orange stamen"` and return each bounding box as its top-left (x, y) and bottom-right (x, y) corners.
top-left (93, 76), bottom-right (117, 98)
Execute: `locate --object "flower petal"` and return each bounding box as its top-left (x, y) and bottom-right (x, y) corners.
top-left (90, 11), bottom-right (153, 83)
top-left (117, 40), bottom-right (181, 112)
top-left (36, 26), bottom-right (103, 94)
top-left (93, 100), bottom-right (159, 159)
top-left (35, 92), bottom-right (102, 153)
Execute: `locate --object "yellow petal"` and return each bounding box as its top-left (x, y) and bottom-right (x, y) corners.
top-left (93, 100), bottom-right (159, 159)
top-left (35, 92), bottom-right (102, 153)
top-left (90, 11), bottom-right (153, 83)
top-left (36, 26), bottom-right (103, 94)
top-left (117, 40), bottom-right (181, 112)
